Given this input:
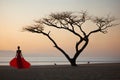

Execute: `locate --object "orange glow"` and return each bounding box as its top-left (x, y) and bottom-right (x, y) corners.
top-left (0, 0), bottom-right (120, 57)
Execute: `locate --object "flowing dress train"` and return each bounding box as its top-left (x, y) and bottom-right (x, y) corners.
top-left (10, 49), bottom-right (30, 69)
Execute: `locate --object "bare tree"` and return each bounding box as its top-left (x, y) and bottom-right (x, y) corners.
top-left (23, 11), bottom-right (117, 66)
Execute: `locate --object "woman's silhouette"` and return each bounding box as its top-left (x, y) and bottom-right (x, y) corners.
top-left (10, 46), bottom-right (31, 69)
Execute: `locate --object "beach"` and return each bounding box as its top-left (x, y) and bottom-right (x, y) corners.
top-left (0, 63), bottom-right (120, 80)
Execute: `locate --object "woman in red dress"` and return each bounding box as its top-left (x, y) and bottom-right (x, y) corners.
top-left (10, 46), bottom-right (31, 69)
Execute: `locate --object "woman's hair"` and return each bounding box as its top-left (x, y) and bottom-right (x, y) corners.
top-left (17, 46), bottom-right (20, 49)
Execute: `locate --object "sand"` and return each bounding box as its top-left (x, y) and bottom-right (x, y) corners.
top-left (0, 63), bottom-right (120, 80)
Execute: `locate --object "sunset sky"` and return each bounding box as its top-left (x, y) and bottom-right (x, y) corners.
top-left (0, 0), bottom-right (120, 58)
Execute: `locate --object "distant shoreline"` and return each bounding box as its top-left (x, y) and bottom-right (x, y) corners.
top-left (1, 56), bottom-right (120, 66)
top-left (0, 61), bottom-right (120, 66)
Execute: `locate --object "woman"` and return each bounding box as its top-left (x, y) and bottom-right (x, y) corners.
top-left (10, 46), bottom-right (31, 69)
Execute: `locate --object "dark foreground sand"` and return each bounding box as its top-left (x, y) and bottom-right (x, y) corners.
top-left (0, 63), bottom-right (120, 80)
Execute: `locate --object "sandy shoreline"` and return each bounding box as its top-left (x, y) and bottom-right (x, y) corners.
top-left (0, 63), bottom-right (120, 80)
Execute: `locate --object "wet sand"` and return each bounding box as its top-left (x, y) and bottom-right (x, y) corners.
top-left (0, 63), bottom-right (120, 80)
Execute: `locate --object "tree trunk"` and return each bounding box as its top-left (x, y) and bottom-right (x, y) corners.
top-left (70, 58), bottom-right (77, 66)
top-left (70, 38), bottom-right (89, 66)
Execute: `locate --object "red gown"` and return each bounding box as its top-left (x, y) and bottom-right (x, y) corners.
top-left (10, 50), bottom-right (30, 69)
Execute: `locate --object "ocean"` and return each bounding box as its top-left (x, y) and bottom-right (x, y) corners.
top-left (0, 57), bottom-right (120, 65)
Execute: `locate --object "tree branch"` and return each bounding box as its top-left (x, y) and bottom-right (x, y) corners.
top-left (43, 19), bottom-right (82, 39)
top-left (24, 27), bottom-right (71, 61)
top-left (75, 23), bottom-right (87, 36)
top-left (45, 33), bottom-right (71, 61)
top-left (88, 15), bottom-right (117, 37)
top-left (75, 39), bottom-right (83, 53)
top-left (87, 28), bottom-right (101, 37)
top-left (74, 38), bottom-right (89, 60)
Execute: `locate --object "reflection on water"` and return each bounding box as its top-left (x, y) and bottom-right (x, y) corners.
top-left (0, 57), bottom-right (120, 65)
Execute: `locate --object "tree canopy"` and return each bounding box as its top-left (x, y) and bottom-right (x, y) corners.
top-left (24, 11), bottom-right (118, 66)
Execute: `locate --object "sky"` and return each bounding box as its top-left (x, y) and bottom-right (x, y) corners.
top-left (0, 0), bottom-right (120, 58)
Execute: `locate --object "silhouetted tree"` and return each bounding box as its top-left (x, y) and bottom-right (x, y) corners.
top-left (24, 11), bottom-right (118, 66)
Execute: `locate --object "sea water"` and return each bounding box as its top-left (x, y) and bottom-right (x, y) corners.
top-left (0, 57), bottom-right (120, 65)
